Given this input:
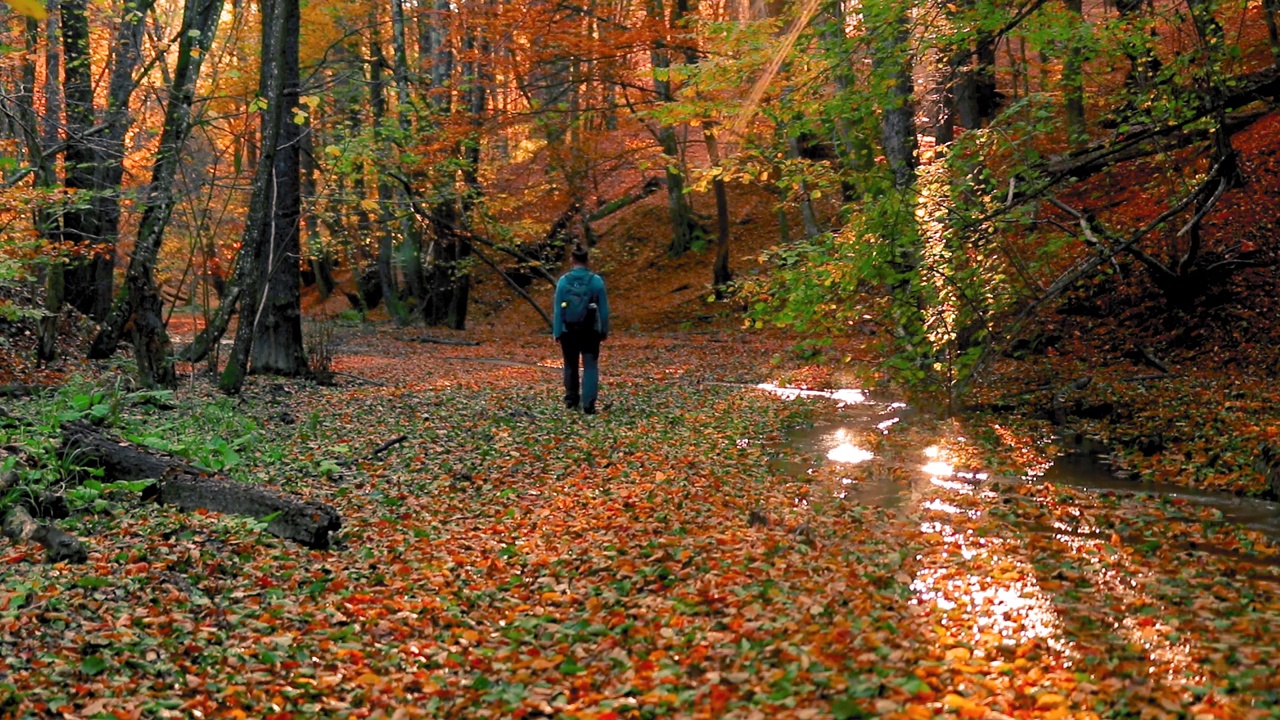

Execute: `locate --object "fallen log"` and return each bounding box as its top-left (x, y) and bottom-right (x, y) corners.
top-left (155, 471), bottom-right (340, 549)
top-left (2, 505), bottom-right (87, 563)
top-left (62, 419), bottom-right (178, 480)
top-left (61, 420), bottom-right (341, 549)
top-left (0, 383), bottom-right (42, 398)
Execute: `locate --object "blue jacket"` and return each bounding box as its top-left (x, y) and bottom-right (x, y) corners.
top-left (553, 266), bottom-right (609, 340)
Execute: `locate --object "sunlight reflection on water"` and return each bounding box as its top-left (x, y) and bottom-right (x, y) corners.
top-left (912, 521), bottom-right (1074, 656)
top-left (756, 383), bottom-right (868, 405)
top-left (828, 443), bottom-right (875, 464)
top-left (922, 460), bottom-right (954, 477)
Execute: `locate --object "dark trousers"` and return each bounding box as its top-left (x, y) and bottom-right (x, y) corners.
top-left (559, 331), bottom-right (601, 409)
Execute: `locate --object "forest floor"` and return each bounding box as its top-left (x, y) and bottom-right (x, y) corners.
top-left (2, 329), bottom-right (1279, 719)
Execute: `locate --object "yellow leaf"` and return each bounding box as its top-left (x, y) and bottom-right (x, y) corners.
top-left (6, 0), bottom-right (47, 19)
top-left (1035, 693), bottom-right (1067, 710)
top-left (356, 671), bottom-right (381, 685)
top-left (943, 694), bottom-right (975, 711)
top-left (945, 646), bottom-right (971, 662)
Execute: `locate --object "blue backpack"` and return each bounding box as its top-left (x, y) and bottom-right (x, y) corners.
top-left (560, 272), bottom-right (598, 330)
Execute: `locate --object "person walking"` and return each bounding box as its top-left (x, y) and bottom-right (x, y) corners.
top-left (553, 246), bottom-right (609, 414)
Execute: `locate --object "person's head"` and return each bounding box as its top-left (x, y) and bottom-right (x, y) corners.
top-left (571, 246), bottom-right (589, 266)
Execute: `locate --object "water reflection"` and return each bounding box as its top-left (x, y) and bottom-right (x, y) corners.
top-left (910, 522), bottom-right (1074, 656)
top-left (827, 429), bottom-right (874, 464)
top-left (770, 387), bottom-right (1269, 706)
top-left (755, 383), bottom-right (867, 405)
top-left (828, 443), bottom-right (874, 464)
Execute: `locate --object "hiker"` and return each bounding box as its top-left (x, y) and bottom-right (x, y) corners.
top-left (553, 246), bottom-right (610, 414)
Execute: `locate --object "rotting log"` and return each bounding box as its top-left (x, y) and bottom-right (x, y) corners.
top-left (2, 505), bottom-right (87, 563)
top-left (62, 419), bottom-right (180, 480)
top-left (155, 471), bottom-right (340, 549)
top-left (0, 384), bottom-right (42, 398)
top-left (61, 420), bottom-right (341, 549)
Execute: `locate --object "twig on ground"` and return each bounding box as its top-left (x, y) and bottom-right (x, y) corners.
top-left (408, 335), bottom-right (481, 347)
top-left (340, 435), bottom-right (409, 468)
top-left (1138, 346), bottom-right (1172, 374)
top-left (331, 371), bottom-right (388, 387)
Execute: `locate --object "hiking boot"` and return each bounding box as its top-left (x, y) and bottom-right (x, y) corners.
top-left (582, 404), bottom-right (596, 415)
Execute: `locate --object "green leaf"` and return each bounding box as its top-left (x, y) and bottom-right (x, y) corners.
top-left (831, 698), bottom-right (872, 720)
top-left (75, 577), bottom-right (112, 589)
top-left (80, 656), bottom-right (108, 676)
top-left (558, 659), bottom-right (586, 675)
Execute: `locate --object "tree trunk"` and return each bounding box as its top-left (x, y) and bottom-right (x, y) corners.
top-left (648, 0), bottom-right (699, 257)
top-left (58, 0), bottom-right (148, 323)
top-left (18, 18), bottom-right (62, 364)
top-left (369, 17), bottom-right (409, 325)
top-left (448, 33), bottom-right (487, 331)
top-left (422, 0), bottom-right (464, 326)
top-left (298, 113), bottom-right (333, 298)
top-left (89, 0), bottom-right (226, 390)
top-left (704, 126), bottom-right (732, 294)
top-left (251, 0), bottom-right (308, 376)
top-left (219, 0), bottom-right (290, 394)
top-left (42, 13), bottom-right (62, 151)
top-left (1063, 0), bottom-right (1086, 146)
top-left (1266, 0), bottom-right (1279, 66)
top-left (870, 0), bottom-right (924, 355)
top-left (390, 0), bottom-right (429, 316)
top-left (874, 6), bottom-right (917, 190)
top-left (428, 0), bottom-right (453, 110)
top-left (59, 0), bottom-right (111, 321)
top-left (94, 0), bottom-right (154, 303)
top-left (786, 133), bottom-right (822, 238)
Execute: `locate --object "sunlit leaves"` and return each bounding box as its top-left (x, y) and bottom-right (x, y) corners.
top-left (4, 0), bottom-right (47, 20)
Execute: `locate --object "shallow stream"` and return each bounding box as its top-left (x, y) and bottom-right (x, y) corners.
top-left (762, 383), bottom-right (1280, 545)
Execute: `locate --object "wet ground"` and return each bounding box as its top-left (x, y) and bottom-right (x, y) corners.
top-left (766, 384), bottom-right (1280, 543)
top-left (756, 384), bottom-right (1280, 715)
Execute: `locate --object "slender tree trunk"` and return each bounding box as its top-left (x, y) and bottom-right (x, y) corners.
top-left (429, 0), bottom-right (453, 105)
top-left (59, 0), bottom-right (110, 321)
top-left (1266, 0), bottom-right (1279, 66)
top-left (298, 113), bottom-right (332, 298)
top-left (870, 0), bottom-right (923, 352)
top-left (96, 0), bottom-right (154, 304)
top-left (1063, 0), bottom-right (1086, 146)
top-left (18, 19), bottom-right (62, 364)
top-left (54, 0), bottom-right (152, 324)
top-left (786, 133), bottom-right (822, 238)
top-left (390, 0), bottom-right (429, 318)
top-left (449, 32), bottom-right (486, 330)
top-left (873, 3), bottom-right (917, 190)
top-left (89, 0), bottom-right (226, 387)
top-left (704, 126), bottom-right (732, 294)
top-left (823, 2), bottom-right (870, 197)
top-left (648, 0), bottom-right (698, 257)
top-left (424, 0), bottom-right (459, 325)
top-left (42, 13), bottom-right (62, 155)
top-left (368, 20), bottom-right (409, 324)
top-left (219, 0), bottom-right (290, 394)
top-left (250, 0), bottom-right (307, 376)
